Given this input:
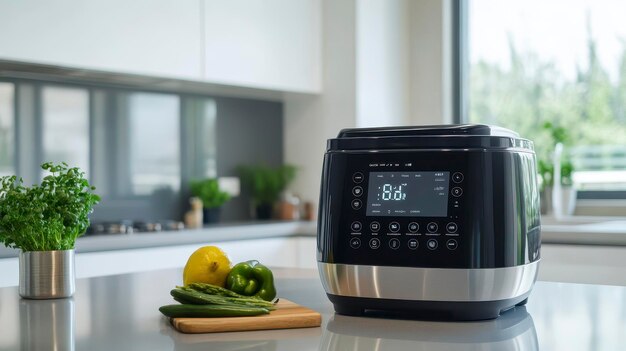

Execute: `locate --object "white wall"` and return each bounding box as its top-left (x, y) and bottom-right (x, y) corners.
top-left (409, 0), bottom-right (453, 125)
top-left (284, 0), bottom-right (358, 206)
top-left (356, 0), bottom-right (411, 128)
top-left (284, 0), bottom-right (453, 208)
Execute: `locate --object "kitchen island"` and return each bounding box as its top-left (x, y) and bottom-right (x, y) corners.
top-left (0, 267), bottom-right (625, 350)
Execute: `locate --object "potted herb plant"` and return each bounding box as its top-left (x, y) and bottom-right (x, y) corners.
top-left (0, 162), bottom-right (99, 299)
top-left (238, 165), bottom-right (297, 220)
top-left (189, 178), bottom-right (231, 224)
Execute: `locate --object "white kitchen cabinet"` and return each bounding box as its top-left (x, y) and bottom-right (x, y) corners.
top-left (0, 0), bottom-right (321, 94)
top-left (0, 0), bottom-right (203, 80)
top-left (0, 236), bottom-right (316, 287)
top-left (202, 0), bottom-right (321, 93)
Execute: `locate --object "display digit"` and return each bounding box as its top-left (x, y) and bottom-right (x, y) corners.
top-left (393, 185), bottom-right (402, 200)
top-left (382, 184), bottom-right (392, 200)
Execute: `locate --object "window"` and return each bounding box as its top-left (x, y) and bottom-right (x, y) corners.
top-left (463, 0), bottom-right (626, 197)
top-left (0, 78), bottom-right (218, 221)
top-left (42, 86), bottom-right (90, 176)
top-left (128, 92), bottom-right (180, 195)
top-left (0, 83), bottom-right (14, 176)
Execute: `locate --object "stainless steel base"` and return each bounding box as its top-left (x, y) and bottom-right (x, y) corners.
top-left (19, 250), bottom-right (75, 299)
top-left (318, 261), bottom-right (539, 302)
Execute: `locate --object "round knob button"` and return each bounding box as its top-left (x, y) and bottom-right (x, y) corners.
top-left (349, 237), bottom-right (361, 249)
top-left (427, 222), bottom-right (438, 233)
top-left (370, 221), bottom-right (380, 232)
top-left (351, 199), bottom-right (362, 210)
top-left (446, 239), bottom-right (459, 250)
top-left (389, 222), bottom-right (400, 232)
top-left (408, 239), bottom-right (419, 250)
top-left (452, 172), bottom-right (464, 183)
top-left (352, 186), bottom-right (363, 197)
top-left (451, 187), bottom-right (463, 197)
top-left (446, 222), bottom-right (458, 233)
top-left (427, 239), bottom-right (438, 250)
top-left (351, 221), bottom-right (362, 232)
top-left (369, 238), bottom-right (381, 249)
top-left (389, 238), bottom-right (400, 250)
top-left (408, 222), bottom-right (419, 233)
top-left (352, 172), bottom-right (364, 183)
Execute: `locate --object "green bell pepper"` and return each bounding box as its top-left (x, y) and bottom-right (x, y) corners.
top-left (226, 260), bottom-right (277, 301)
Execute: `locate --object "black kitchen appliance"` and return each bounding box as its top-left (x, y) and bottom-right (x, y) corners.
top-left (317, 125), bottom-right (541, 320)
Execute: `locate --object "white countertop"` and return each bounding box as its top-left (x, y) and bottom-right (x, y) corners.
top-left (541, 215), bottom-right (626, 245)
top-left (0, 267), bottom-right (624, 350)
top-left (0, 220), bottom-right (317, 259)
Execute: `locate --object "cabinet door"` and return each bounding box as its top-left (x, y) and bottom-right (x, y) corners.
top-left (0, 0), bottom-right (202, 80)
top-left (203, 0), bottom-right (321, 93)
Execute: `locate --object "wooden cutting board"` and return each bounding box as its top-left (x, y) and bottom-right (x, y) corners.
top-left (170, 299), bottom-right (322, 334)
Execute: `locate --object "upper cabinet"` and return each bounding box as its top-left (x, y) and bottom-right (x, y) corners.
top-left (202, 0), bottom-right (321, 93)
top-left (0, 0), bottom-right (203, 80)
top-left (0, 0), bottom-right (321, 94)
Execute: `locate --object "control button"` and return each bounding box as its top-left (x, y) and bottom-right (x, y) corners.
top-left (452, 172), bottom-right (464, 183)
top-left (408, 222), bottom-right (419, 233)
top-left (352, 186), bottom-right (363, 197)
top-left (389, 238), bottom-right (401, 250)
top-left (351, 199), bottom-right (362, 210)
top-left (446, 222), bottom-right (458, 233)
top-left (351, 221), bottom-right (362, 232)
top-left (451, 187), bottom-right (463, 197)
top-left (427, 239), bottom-right (438, 250)
top-left (352, 172), bottom-right (364, 183)
top-left (446, 239), bottom-right (459, 250)
top-left (369, 238), bottom-right (381, 249)
top-left (408, 239), bottom-right (419, 250)
top-left (349, 237), bottom-right (361, 249)
top-left (389, 222), bottom-right (400, 232)
top-left (427, 222), bottom-right (438, 233)
top-left (370, 221), bottom-right (381, 232)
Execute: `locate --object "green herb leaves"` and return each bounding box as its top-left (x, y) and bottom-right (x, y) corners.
top-left (0, 162), bottom-right (100, 252)
top-left (189, 179), bottom-right (230, 209)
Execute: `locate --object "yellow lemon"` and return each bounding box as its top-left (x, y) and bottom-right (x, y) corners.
top-left (183, 246), bottom-right (232, 287)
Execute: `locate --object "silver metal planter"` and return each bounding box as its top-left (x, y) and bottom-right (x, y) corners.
top-left (19, 249), bottom-right (75, 299)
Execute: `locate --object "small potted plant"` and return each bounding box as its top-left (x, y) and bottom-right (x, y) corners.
top-left (238, 165), bottom-right (297, 220)
top-left (0, 162), bottom-right (99, 299)
top-left (189, 178), bottom-right (231, 224)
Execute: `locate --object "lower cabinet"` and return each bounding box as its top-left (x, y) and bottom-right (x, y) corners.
top-left (75, 236), bottom-right (317, 280)
top-left (0, 236), bottom-right (317, 288)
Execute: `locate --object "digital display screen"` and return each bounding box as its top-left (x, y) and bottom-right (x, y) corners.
top-left (365, 171), bottom-right (450, 217)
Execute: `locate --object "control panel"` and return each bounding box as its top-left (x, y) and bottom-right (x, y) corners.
top-left (334, 152), bottom-right (471, 268)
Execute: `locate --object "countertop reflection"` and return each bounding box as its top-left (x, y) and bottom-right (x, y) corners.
top-left (0, 267), bottom-right (625, 351)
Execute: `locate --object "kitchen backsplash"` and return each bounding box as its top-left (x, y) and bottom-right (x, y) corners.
top-left (0, 76), bottom-right (283, 225)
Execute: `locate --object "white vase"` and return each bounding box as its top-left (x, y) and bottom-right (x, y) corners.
top-left (552, 185), bottom-right (577, 218)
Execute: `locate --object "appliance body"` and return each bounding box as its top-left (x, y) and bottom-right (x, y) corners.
top-left (317, 125), bottom-right (541, 320)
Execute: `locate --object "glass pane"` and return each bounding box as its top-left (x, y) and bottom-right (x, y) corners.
top-left (0, 83), bottom-right (14, 176)
top-left (468, 0), bottom-right (626, 191)
top-left (42, 86), bottom-right (90, 176)
top-left (200, 100), bottom-right (217, 178)
top-left (128, 92), bottom-right (180, 195)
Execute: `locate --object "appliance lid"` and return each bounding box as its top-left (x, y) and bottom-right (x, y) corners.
top-left (337, 124), bottom-right (519, 138)
top-left (327, 124), bottom-right (533, 152)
